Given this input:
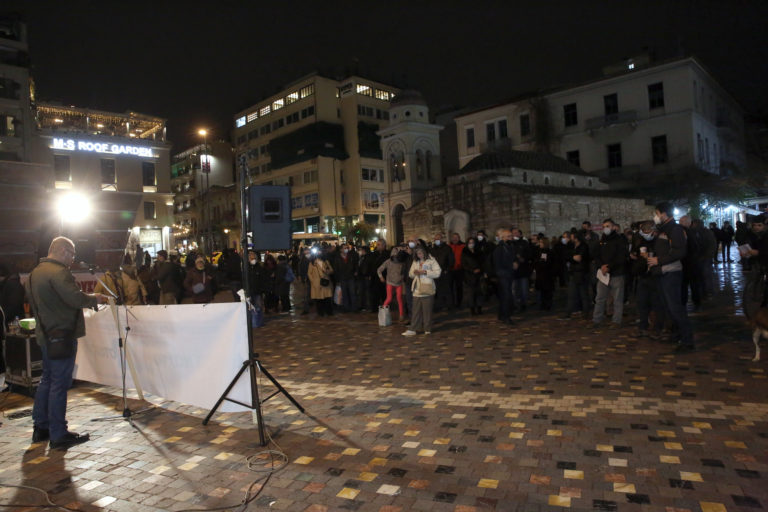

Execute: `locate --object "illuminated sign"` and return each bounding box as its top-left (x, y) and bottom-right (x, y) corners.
top-left (52, 138), bottom-right (155, 158)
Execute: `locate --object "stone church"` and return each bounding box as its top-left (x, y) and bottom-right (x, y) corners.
top-left (380, 92), bottom-right (652, 243)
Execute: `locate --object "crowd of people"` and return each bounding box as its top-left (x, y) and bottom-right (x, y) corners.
top-left (235, 201), bottom-right (753, 351)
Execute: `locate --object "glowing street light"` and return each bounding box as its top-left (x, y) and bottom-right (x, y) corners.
top-left (57, 192), bottom-right (92, 224)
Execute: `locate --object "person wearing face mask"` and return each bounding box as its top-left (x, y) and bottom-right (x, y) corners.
top-left (510, 228), bottom-right (532, 313)
top-left (355, 246), bottom-right (370, 311)
top-left (552, 231), bottom-right (571, 290)
top-left (591, 218), bottom-right (628, 329)
top-left (743, 216), bottom-right (768, 308)
top-left (493, 229), bottom-right (518, 325)
top-left (561, 232), bottom-right (591, 320)
top-left (332, 244), bottom-right (358, 313)
top-left (647, 202), bottom-right (694, 351)
top-left (184, 254), bottom-right (216, 304)
top-left (403, 246), bottom-right (442, 336)
top-left (377, 247), bottom-right (407, 322)
top-left (308, 250), bottom-right (335, 316)
top-left (629, 221), bottom-right (665, 339)
top-left (297, 247), bottom-right (312, 314)
top-left (534, 237), bottom-right (556, 311)
top-left (429, 233), bottom-right (454, 312)
top-left (462, 237), bottom-right (485, 315)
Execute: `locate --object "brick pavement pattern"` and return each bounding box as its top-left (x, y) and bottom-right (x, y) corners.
top-left (0, 264), bottom-right (766, 511)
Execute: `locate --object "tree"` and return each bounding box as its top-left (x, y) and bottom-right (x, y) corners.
top-left (345, 222), bottom-right (377, 246)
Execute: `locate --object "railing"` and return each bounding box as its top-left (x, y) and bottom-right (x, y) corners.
top-left (479, 137), bottom-right (512, 153)
top-left (585, 110), bottom-right (638, 130)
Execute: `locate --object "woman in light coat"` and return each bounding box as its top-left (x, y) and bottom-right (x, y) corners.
top-left (308, 253), bottom-right (334, 316)
top-left (402, 246), bottom-right (441, 336)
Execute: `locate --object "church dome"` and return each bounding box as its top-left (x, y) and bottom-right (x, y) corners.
top-left (390, 89), bottom-right (427, 106)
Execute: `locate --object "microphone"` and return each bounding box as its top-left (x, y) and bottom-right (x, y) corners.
top-left (78, 261), bottom-right (100, 274)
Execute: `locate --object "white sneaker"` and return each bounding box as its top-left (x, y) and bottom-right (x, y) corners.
top-left (424, 331), bottom-right (431, 335)
top-left (401, 330), bottom-right (416, 336)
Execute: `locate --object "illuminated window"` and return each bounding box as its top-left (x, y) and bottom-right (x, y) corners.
top-left (286, 92), bottom-right (299, 104)
top-left (235, 116), bottom-right (246, 128)
top-left (260, 105), bottom-right (271, 117)
top-left (142, 162), bottom-right (157, 192)
top-left (299, 84), bottom-right (314, 98)
top-left (246, 111), bottom-right (258, 123)
top-left (364, 191), bottom-right (380, 209)
top-left (273, 99), bottom-right (284, 111)
top-left (356, 84), bottom-right (373, 97)
top-left (375, 89), bottom-right (391, 101)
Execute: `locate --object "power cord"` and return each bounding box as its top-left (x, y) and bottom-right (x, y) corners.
top-left (0, 482), bottom-right (82, 511)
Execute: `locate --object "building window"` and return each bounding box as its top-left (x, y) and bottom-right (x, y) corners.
top-left (415, 150), bottom-right (424, 180)
top-left (588, 178), bottom-right (593, 187)
top-left (299, 84), bottom-right (314, 98)
top-left (356, 84), bottom-right (373, 96)
top-left (466, 127), bottom-right (475, 148)
top-left (273, 99), bottom-right (284, 111)
top-left (566, 150), bottom-right (580, 167)
top-left (259, 105), bottom-right (271, 117)
top-left (235, 116), bottom-right (246, 128)
top-left (142, 162), bottom-right (156, 191)
top-left (364, 191), bottom-right (381, 209)
top-left (286, 92), bottom-right (299, 104)
top-left (563, 103), bottom-right (578, 127)
top-left (607, 143), bottom-right (622, 168)
top-left (303, 193), bottom-right (318, 207)
top-left (248, 129), bottom-right (259, 140)
top-left (292, 196), bottom-right (303, 209)
top-left (54, 155), bottom-right (71, 182)
top-left (519, 114), bottom-right (531, 137)
top-left (426, 150), bottom-right (433, 180)
top-left (498, 119), bottom-right (508, 139)
top-left (375, 89), bottom-right (391, 101)
top-left (340, 192), bottom-right (346, 207)
top-left (300, 106), bottom-right (315, 119)
top-left (648, 82), bottom-right (664, 109)
top-left (697, 133), bottom-right (704, 162)
top-left (522, 171), bottom-right (527, 183)
top-left (362, 167), bottom-right (384, 182)
top-left (100, 159), bottom-right (116, 190)
top-left (246, 111), bottom-right (258, 123)
top-left (651, 135), bottom-right (668, 164)
top-left (303, 169), bottom-right (318, 184)
top-left (143, 201), bottom-right (156, 220)
top-left (604, 93), bottom-right (618, 116)
top-left (486, 122), bottom-right (496, 142)
top-left (544, 176), bottom-right (550, 185)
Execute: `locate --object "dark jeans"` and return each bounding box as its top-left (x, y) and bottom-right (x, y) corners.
top-left (368, 276), bottom-right (386, 311)
top-left (635, 277), bottom-right (664, 332)
top-left (33, 340), bottom-right (78, 441)
top-left (721, 241), bottom-right (731, 262)
top-left (355, 278), bottom-right (367, 310)
top-left (658, 271), bottom-right (693, 346)
top-left (513, 277), bottom-right (529, 310)
top-left (433, 274), bottom-right (451, 311)
top-left (450, 269), bottom-right (464, 308)
top-left (682, 262), bottom-right (703, 307)
top-left (339, 280), bottom-right (356, 312)
top-left (315, 297), bottom-right (333, 316)
top-left (497, 276), bottom-right (515, 321)
top-left (566, 272), bottom-right (590, 316)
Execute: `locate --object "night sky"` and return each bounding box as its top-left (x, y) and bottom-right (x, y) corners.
top-left (5, 0), bottom-right (768, 150)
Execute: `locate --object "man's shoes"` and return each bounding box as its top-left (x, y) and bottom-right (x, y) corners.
top-left (631, 329), bottom-right (648, 338)
top-left (32, 427), bottom-right (50, 443)
top-left (674, 344), bottom-right (695, 353)
top-left (401, 330), bottom-right (416, 337)
top-left (424, 331), bottom-right (431, 335)
top-left (50, 432), bottom-right (90, 450)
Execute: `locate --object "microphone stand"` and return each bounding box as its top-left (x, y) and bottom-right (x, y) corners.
top-left (90, 268), bottom-right (152, 426)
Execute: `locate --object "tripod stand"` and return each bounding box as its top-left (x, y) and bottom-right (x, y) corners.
top-left (203, 156), bottom-right (304, 446)
top-left (91, 297), bottom-right (153, 426)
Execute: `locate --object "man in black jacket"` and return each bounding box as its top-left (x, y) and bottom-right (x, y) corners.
top-left (429, 233), bottom-right (454, 312)
top-left (592, 218), bottom-right (628, 328)
top-left (333, 244), bottom-right (358, 313)
top-left (365, 239), bottom-right (389, 311)
top-left (647, 203), bottom-right (694, 351)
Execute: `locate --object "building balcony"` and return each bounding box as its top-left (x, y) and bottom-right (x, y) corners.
top-left (479, 137), bottom-right (512, 153)
top-left (585, 110), bottom-right (638, 131)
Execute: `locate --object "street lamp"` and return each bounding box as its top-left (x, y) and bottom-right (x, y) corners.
top-left (198, 128), bottom-right (212, 254)
top-left (57, 192), bottom-right (92, 235)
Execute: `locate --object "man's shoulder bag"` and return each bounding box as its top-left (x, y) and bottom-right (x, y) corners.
top-left (29, 273), bottom-right (78, 360)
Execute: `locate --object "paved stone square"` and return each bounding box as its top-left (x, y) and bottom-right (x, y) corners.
top-left (1, 264), bottom-right (767, 511)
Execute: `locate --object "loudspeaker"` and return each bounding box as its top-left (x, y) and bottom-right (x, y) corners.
top-left (248, 185), bottom-right (292, 251)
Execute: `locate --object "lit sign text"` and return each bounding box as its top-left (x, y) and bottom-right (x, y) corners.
top-left (52, 138), bottom-right (154, 158)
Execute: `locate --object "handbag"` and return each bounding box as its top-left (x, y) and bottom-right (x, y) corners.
top-left (411, 275), bottom-right (435, 296)
top-left (28, 273), bottom-right (78, 360)
top-left (320, 278), bottom-right (330, 287)
top-left (378, 305), bottom-right (392, 326)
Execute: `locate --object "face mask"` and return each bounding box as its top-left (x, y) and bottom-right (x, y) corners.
top-left (603, 227), bottom-right (612, 236)
top-left (513, 236), bottom-right (520, 241)
top-left (468, 243), bottom-right (475, 249)
top-left (342, 249), bottom-right (349, 254)
top-left (434, 240), bottom-right (441, 246)
top-left (561, 237), bottom-right (568, 245)
top-left (640, 232), bottom-right (654, 241)
top-left (358, 251), bottom-right (365, 257)
top-left (408, 242), bottom-right (416, 249)
top-left (653, 214), bottom-right (662, 225)
top-left (495, 236), bottom-right (500, 243)
top-left (477, 235), bottom-right (484, 241)
top-left (249, 259), bottom-right (256, 265)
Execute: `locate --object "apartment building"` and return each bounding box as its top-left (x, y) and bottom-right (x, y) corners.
top-left (455, 57), bottom-right (746, 187)
top-left (232, 73), bottom-right (398, 242)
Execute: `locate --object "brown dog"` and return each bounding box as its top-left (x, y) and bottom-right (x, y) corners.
top-left (750, 308), bottom-right (768, 361)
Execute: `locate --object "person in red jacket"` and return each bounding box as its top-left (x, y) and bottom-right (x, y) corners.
top-left (449, 232), bottom-right (466, 309)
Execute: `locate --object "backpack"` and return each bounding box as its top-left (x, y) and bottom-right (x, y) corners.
top-left (284, 266), bottom-right (295, 283)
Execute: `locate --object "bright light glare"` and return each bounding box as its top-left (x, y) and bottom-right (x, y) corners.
top-left (58, 193), bottom-right (92, 224)
top-left (198, 129), bottom-right (207, 136)
top-left (673, 208), bottom-right (680, 216)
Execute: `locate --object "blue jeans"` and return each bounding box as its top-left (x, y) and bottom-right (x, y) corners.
top-left (340, 280), bottom-right (356, 312)
top-left (513, 277), bottom-right (529, 309)
top-left (33, 340), bottom-right (78, 441)
top-left (658, 271), bottom-right (693, 345)
top-left (593, 275), bottom-right (625, 325)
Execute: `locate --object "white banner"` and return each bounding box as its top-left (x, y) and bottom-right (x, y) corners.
top-left (75, 303), bottom-right (252, 412)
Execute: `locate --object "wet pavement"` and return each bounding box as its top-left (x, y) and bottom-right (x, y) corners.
top-left (0, 260), bottom-right (766, 512)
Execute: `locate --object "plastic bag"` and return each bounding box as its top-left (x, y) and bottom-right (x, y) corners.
top-left (378, 306), bottom-right (391, 327)
top-left (334, 285), bottom-right (343, 305)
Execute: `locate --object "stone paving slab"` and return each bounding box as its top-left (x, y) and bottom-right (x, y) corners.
top-left (1, 267), bottom-right (767, 511)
